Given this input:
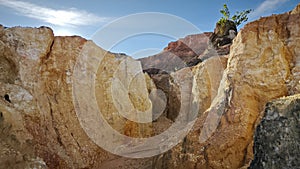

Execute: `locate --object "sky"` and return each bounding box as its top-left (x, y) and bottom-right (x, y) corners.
top-left (0, 0), bottom-right (299, 58)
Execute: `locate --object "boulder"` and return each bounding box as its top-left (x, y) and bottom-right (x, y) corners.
top-left (210, 20), bottom-right (237, 50)
top-left (249, 94), bottom-right (300, 169)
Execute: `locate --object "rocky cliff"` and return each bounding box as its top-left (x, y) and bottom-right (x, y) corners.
top-left (0, 3), bottom-right (299, 169)
top-left (157, 4), bottom-right (300, 168)
top-left (139, 33), bottom-right (212, 72)
top-left (0, 26), bottom-right (154, 169)
top-left (139, 19), bottom-right (236, 74)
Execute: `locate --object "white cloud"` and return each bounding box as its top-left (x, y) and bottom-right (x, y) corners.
top-left (249, 0), bottom-right (289, 19)
top-left (0, 0), bottom-right (109, 27)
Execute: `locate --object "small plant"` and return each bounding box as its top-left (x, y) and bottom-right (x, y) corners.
top-left (218, 4), bottom-right (252, 27)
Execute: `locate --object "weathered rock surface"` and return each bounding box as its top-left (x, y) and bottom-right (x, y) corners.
top-left (140, 33), bottom-right (212, 72)
top-left (249, 94), bottom-right (300, 169)
top-left (0, 26), bottom-right (154, 168)
top-left (139, 24), bottom-right (233, 75)
top-left (0, 24), bottom-right (228, 168)
top-left (0, 26), bottom-right (54, 169)
top-left (210, 20), bottom-right (237, 49)
top-left (0, 3), bottom-right (300, 169)
top-left (166, 56), bottom-right (228, 121)
top-left (156, 4), bottom-right (300, 169)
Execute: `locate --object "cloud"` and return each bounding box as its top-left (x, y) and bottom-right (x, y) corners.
top-left (249, 0), bottom-right (289, 19)
top-left (0, 0), bottom-right (109, 27)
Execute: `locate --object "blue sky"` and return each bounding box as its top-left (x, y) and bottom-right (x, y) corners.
top-left (0, 0), bottom-right (298, 58)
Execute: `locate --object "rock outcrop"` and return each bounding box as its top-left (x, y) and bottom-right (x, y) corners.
top-left (155, 4), bottom-right (300, 169)
top-left (139, 21), bottom-right (235, 75)
top-left (249, 94), bottom-right (300, 169)
top-left (0, 3), bottom-right (299, 169)
top-left (0, 26), bottom-right (154, 169)
top-left (0, 26), bottom-right (54, 169)
top-left (210, 20), bottom-right (237, 48)
top-left (139, 33), bottom-right (212, 72)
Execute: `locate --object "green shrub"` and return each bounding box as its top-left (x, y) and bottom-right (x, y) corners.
top-left (218, 4), bottom-right (252, 27)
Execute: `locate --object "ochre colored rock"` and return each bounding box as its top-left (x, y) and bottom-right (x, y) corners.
top-left (0, 27), bottom-right (154, 168)
top-left (159, 5), bottom-right (300, 169)
top-left (0, 26), bottom-right (54, 169)
top-left (291, 3), bottom-right (300, 14)
top-left (166, 56), bottom-right (228, 121)
top-left (0, 3), bottom-right (300, 169)
top-left (156, 56), bottom-right (228, 168)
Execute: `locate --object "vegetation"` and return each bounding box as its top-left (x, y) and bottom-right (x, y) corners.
top-left (218, 4), bottom-right (252, 27)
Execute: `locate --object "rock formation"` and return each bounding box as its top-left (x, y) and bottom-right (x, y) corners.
top-left (154, 3), bottom-right (300, 169)
top-left (139, 33), bottom-right (212, 72)
top-left (0, 26), bottom-right (154, 169)
top-left (0, 3), bottom-right (299, 169)
top-left (249, 94), bottom-right (300, 169)
top-left (139, 19), bottom-right (236, 73)
top-left (210, 20), bottom-right (237, 49)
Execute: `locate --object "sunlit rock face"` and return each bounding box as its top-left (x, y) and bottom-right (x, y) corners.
top-left (157, 4), bottom-right (300, 169)
top-left (0, 26), bottom-right (54, 169)
top-left (0, 26), bottom-right (154, 169)
top-left (0, 3), bottom-right (299, 169)
top-left (0, 25), bottom-right (227, 169)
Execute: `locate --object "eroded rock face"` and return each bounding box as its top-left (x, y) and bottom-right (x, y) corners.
top-left (0, 26), bottom-right (54, 169)
top-left (0, 26), bottom-right (154, 169)
top-left (0, 3), bottom-right (299, 169)
top-left (0, 24), bottom-right (229, 168)
top-left (140, 22), bottom-right (234, 74)
top-left (140, 33), bottom-right (212, 72)
top-left (158, 4), bottom-right (300, 169)
top-left (249, 94), bottom-right (300, 169)
top-left (154, 55), bottom-right (228, 169)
